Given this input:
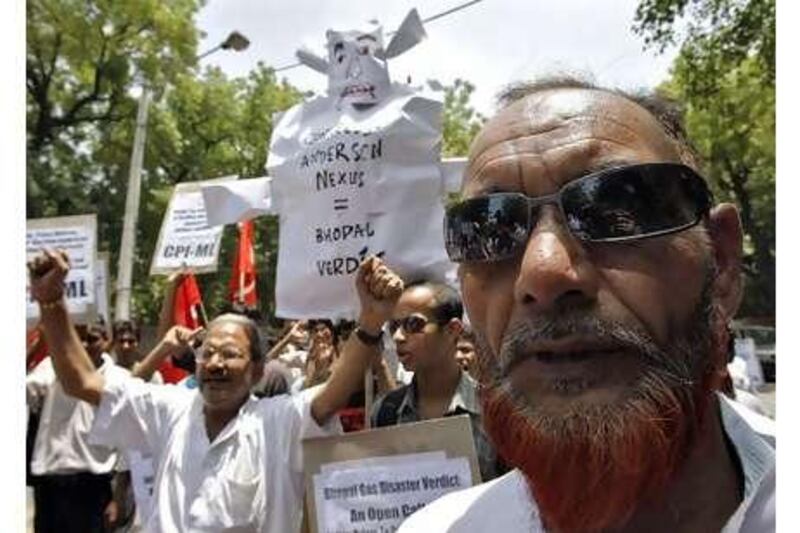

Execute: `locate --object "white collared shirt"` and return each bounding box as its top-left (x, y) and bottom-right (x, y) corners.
top-left (26, 353), bottom-right (130, 476)
top-left (90, 378), bottom-right (340, 532)
top-left (399, 394), bottom-right (775, 532)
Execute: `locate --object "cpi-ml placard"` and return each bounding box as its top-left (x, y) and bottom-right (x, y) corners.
top-left (150, 176), bottom-right (236, 275)
top-left (26, 214), bottom-right (97, 324)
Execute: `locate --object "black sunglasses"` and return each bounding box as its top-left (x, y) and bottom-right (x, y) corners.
top-left (444, 163), bottom-right (712, 263)
top-left (388, 314), bottom-right (441, 336)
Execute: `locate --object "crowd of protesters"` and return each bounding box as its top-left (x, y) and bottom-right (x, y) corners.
top-left (25, 252), bottom-right (484, 532)
top-left (25, 76), bottom-right (775, 533)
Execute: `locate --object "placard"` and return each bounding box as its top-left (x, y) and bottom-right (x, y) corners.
top-left (303, 415), bottom-right (480, 533)
top-left (268, 87), bottom-right (456, 320)
top-left (26, 214), bottom-right (97, 324)
top-left (150, 176), bottom-right (237, 275)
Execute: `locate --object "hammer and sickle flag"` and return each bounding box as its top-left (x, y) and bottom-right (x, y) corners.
top-left (229, 220), bottom-right (258, 308)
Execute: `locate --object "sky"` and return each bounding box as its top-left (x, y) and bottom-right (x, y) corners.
top-left (195, 0), bottom-right (680, 116)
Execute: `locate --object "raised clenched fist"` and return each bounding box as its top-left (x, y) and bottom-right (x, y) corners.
top-left (27, 249), bottom-right (70, 305)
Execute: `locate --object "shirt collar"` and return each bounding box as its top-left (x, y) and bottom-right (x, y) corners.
top-left (191, 393), bottom-right (260, 450)
top-left (718, 393), bottom-right (776, 532)
top-left (398, 371), bottom-right (480, 418)
top-left (718, 393), bottom-right (775, 498)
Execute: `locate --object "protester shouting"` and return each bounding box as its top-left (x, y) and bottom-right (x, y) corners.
top-left (29, 250), bottom-right (403, 532)
top-left (401, 77), bottom-right (774, 532)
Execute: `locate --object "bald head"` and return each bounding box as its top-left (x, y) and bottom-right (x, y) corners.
top-left (463, 88), bottom-right (699, 205)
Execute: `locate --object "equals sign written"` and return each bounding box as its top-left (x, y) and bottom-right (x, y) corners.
top-left (333, 198), bottom-right (349, 211)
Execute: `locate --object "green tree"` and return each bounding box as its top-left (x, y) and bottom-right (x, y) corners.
top-left (123, 65), bottom-right (302, 324)
top-left (127, 64), bottom-right (301, 324)
top-left (635, 0), bottom-right (775, 317)
top-left (442, 79), bottom-right (485, 157)
top-left (26, 0), bottom-right (304, 324)
top-left (27, 0), bottom-right (202, 218)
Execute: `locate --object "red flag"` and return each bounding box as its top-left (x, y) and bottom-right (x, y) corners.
top-left (160, 272), bottom-right (204, 383)
top-left (229, 220), bottom-right (258, 308)
top-left (173, 272), bottom-right (204, 329)
top-left (27, 327), bottom-right (48, 371)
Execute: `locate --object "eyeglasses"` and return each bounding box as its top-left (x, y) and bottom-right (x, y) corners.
top-left (444, 163), bottom-right (712, 263)
top-left (195, 344), bottom-right (247, 363)
top-left (388, 314), bottom-right (440, 336)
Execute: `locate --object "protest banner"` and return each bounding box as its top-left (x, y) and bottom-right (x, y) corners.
top-left (26, 214), bottom-right (97, 325)
top-left (267, 13), bottom-right (458, 320)
top-left (150, 176), bottom-right (237, 275)
top-left (303, 415), bottom-right (480, 533)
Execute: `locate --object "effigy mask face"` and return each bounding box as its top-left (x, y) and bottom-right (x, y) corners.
top-left (326, 26), bottom-right (390, 105)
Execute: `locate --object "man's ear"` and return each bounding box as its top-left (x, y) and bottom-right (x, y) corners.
top-left (708, 203), bottom-right (744, 321)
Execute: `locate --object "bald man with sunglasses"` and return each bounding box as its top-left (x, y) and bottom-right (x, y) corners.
top-left (370, 280), bottom-right (502, 482)
top-left (401, 78), bottom-right (774, 532)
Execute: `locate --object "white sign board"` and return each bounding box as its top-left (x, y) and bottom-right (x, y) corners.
top-left (733, 337), bottom-right (765, 390)
top-left (26, 214), bottom-right (97, 324)
top-left (150, 176), bottom-right (236, 275)
top-left (313, 454), bottom-right (472, 532)
top-left (268, 87), bottom-right (456, 319)
top-left (303, 416), bottom-right (481, 533)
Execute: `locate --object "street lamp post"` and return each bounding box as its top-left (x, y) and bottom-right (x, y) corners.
top-left (114, 31), bottom-right (250, 321)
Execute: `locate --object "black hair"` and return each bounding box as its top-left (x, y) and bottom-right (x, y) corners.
top-left (82, 319), bottom-right (109, 341)
top-left (209, 313), bottom-right (264, 363)
top-left (112, 319), bottom-right (141, 342)
top-left (405, 280), bottom-right (464, 323)
top-left (308, 318), bottom-right (340, 347)
top-left (495, 75), bottom-right (701, 170)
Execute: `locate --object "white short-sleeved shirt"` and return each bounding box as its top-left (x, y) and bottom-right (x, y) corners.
top-left (90, 378), bottom-right (340, 532)
top-left (399, 394), bottom-right (775, 533)
top-left (26, 354), bottom-right (130, 476)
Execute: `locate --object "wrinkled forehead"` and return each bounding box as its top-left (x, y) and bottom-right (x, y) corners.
top-left (464, 88), bottom-right (682, 195)
top-left (206, 320), bottom-right (250, 349)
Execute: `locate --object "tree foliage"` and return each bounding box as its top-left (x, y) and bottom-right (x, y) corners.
top-left (442, 79), bottom-right (485, 157)
top-left (26, 0), bottom-right (302, 324)
top-left (635, 0), bottom-right (775, 317)
top-left (27, 0), bottom-right (202, 216)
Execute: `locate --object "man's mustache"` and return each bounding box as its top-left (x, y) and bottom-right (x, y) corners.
top-left (493, 310), bottom-right (694, 386)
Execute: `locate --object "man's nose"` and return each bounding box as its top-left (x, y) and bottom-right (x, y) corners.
top-left (514, 207), bottom-right (599, 311)
top-left (202, 351), bottom-right (225, 368)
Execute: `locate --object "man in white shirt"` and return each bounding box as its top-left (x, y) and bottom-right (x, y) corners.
top-left (402, 77), bottom-right (774, 532)
top-left (26, 321), bottom-right (130, 533)
top-left (29, 252), bottom-right (403, 533)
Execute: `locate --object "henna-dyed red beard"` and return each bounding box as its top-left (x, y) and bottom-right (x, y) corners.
top-left (476, 283), bottom-right (729, 532)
